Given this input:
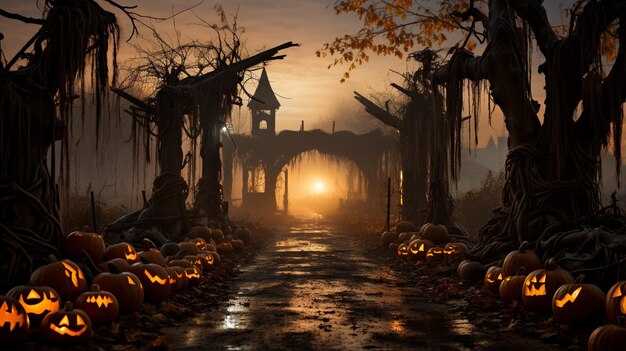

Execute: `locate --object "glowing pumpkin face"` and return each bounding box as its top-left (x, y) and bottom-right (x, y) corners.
top-left (41, 302), bottom-right (92, 344)
top-left (397, 243), bottom-right (409, 257)
top-left (7, 285), bottom-right (61, 326)
top-left (443, 242), bottom-right (468, 258)
top-left (105, 242), bottom-right (138, 263)
top-left (0, 297), bottom-right (29, 342)
top-left (606, 281), bottom-right (626, 324)
top-left (407, 239), bottom-right (434, 262)
top-left (185, 266), bottom-right (202, 287)
top-left (75, 284), bottom-right (119, 325)
top-left (483, 266), bottom-right (504, 295)
top-left (426, 247), bottom-right (444, 263)
top-left (127, 263), bottom-right (171, 304)
top-left (522, 259), bottom-right (574, 312)
top-left (29, 259), bottom-right (88, 301)
top-left (552, 281), bottom-right (605, 325)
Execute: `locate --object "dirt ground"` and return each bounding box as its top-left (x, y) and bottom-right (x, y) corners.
top-left (159, 215), bottom-right (580, 351)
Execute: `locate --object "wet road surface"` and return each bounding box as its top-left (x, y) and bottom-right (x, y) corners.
top-left (162, 216), bottom-right (557, 350)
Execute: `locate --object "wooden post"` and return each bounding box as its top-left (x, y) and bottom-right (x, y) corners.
top-left (332, 121), bottom-right (336, 134)
top-left (300, 120), bottom-right (304, 132)
top-left (283, 169), bottom-right (289, 213)
top-left (386, 177), bottom-right (391, 231)
top-left (90, 191), bottom-right (97, 232)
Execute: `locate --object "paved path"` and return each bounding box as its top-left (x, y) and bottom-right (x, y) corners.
top-left (162, 216), bottom-right (560, 350)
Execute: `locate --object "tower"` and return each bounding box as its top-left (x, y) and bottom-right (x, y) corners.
top-left (248, 68), bottom-right (280, 136)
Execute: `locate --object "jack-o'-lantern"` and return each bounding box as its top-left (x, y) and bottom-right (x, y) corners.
top-left (234, 227), bottom-right (252, 244)
top-left (551, 276), bottom-right (604, 325)
top-left (502, 241), bottom-right (542, 278)
top-left (457, 260), bottom-right (485, 281)
top-left (421, 224), bottom-right (449, 244)
top-left (40, 302), bottom-right (92, 344)
top-left (397, 242), bottom-right (409, 258)
top-left (426, 247), bottom-right (445, 263)
top-left (443, 242), bottom-right (468, 259)
top-left (105, 242), bottom-right (138, 263)
top-left (184, 255), bottom-right (204, 273)
top-left (92, 262), bottom-right (144, 314)
top-left (607, 281), bottom-right (626, 324)
top-left (231, 239), bottom-right (245, 253)
top-left (160, 242), bottom-right (181, 258)
top-left (499, 274), bottom-right (527, 303)
top-left (483, 266), bottom-right (504, 295)
top-left (165, 266), bottom-right (188, 292)
top-left (29, 257), bottom-right (88, 301)
top-left (7, 285), bottom-right (61, 327)
top-left (127, 262), bottom-right (171, 304)
top-left (0, 296), bottom-right (29, 342)
top-left (588, 318), bottom-right (626, 351)
top-left (63, 231), bottom-right (106, 262)
top-left (198, 252), bottom-right (219, 270)
top-left (185, 266), bottom-right (202, 287)
top-left (522, 258), bottom-right (574, 313)
top-left (75, 284), bottom-right (119, 325)
top-left (137, 239), bottom-right (165, 265)
top-left (190, 238), bottom-right (208, 252)
top-left (381, 231), bottom-right (398, 247)
top-left (408, 239), bottom-right (434, 262)
top-left (167, 258), bottom-right (194, 269)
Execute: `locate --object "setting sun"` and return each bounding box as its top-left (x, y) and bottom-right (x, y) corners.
top-left (313, 181), bottom-right (325, 194)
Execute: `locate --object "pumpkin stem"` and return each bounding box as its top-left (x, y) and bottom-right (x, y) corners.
top-left (90, 284), bottom-right (101, 292)
top-left (143, 238), bottom-right (156, 250)
top-left (64, 301), bottom-right (73, 311)
top-left (574, 274), bottom-right (585, 284)
top-left (47, 254), bottom-right (58, 263)
top-left (518, 241), bottom-right (529, 253)
top-left (106, 262), bottom-right (122, 274)
top-left (545, 258), bottom-right (559, 271)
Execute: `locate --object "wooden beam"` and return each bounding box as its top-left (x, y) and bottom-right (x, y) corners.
top-left (354, 91), bottom-right (402, 130)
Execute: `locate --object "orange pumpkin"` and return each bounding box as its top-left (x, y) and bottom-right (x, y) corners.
top-left (75, 284), bottom-right (119, 325)
top-left (29, 258), bottom-right (88, 301)
top-left (551, 277), bottom-right (604, 325)
top-left (137, 239), bottom-right (165, 265)
top-left (483, 266), bottom-right (504, 295)
top-left (606, 281), bottom-right (626, 324)
top-left (0, 296), bottom-right (29, 342)
top-left (127, 262), bottom-right (171, 304)
top-left (105, 242), bottom-right (138, 263)
top-left (522, 258), bottom-right (574, 313)
top-left (407, 239), bottom-right (434, 262)
top-left (502, 241), bottom-right (542, 278)
top-left (40, 302), bottom-right (92, 344)
top-left (92, 264), bottom-right (144, 315)
top-left (63, 231), bottom-right (106, 262)
top-left (7, 285), bottom-right (61, 327)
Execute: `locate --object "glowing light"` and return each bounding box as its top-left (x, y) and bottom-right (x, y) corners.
top-left (313, 181), bottom-right (325, 194)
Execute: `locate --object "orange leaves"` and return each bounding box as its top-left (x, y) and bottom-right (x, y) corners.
top-left (320, 0), bottom-right (475, 81)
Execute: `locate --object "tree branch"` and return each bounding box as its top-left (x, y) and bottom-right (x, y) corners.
top-left (354, 91), bottom-right (402, 130)
top-left (0, 8), bottom-right (45, 25)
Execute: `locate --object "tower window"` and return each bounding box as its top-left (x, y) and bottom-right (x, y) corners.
top-left (259, 120), bottom-right (268, 130)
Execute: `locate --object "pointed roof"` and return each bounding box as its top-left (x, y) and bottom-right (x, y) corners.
top-left (248, 68), bottom-right (281, 110)
top-left (485, 136), bottom-right (496, 150)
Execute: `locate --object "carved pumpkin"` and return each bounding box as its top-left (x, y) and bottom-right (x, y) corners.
top-left (421, 224), bottom-right (449, 244)
top-left (165, 266), bottom-right (188, 292)
top-left (502, 241), bottom-right (542, 278)
top-left (457, 260), bottom-right (485, 281)
top-left (551, 276), bottom-right (605, 325)
top-left (381, 231), bottom-right (398, 247)
top-left (184, 255), bottom-right (204, 273)
top-left (234, 227), bottom-right (252, 244)
top-left (395, 221), bottom-right (418, 234)
top-left (210, 229), bottom-right (225, 242)
top-left (426, 246), bottom-right (445, 263)
top-left (231, 239), bottom-right (245, 253)
top-left (216, 242), bottom-right (234, 256)
top-left (97, 258), bottom-right (131, 273)
top-left (75, 284), bottom-right (119, 325)
top-left (484, 266), bottom-right (504, 294)
top-left (7, 285), bottom-right (61, 327)
top-left (522, 258), bottom-right (574, 313)
top-left (443, 242), bottom-right (468, 258)
top-left (499, 274), bottom-right (527, 303)
top-left (198, 252), bottom-right (220, 270)
top-left (178, 241), bottom-right (201, 255)
top-left (588, 318), bottom-right (626, 351)
top-left (105, 242), bottom-right (138, 263)
top-left (408, 239), bottom-right (434, 262)
top-left (29, 258), bottom-right (88, 301)
top-left (397, 242), bottom-right (409, 258)
top-left (160, 242), bottom-right (181, 258)
top-left (137, 239), bottom-right (165, 265)
top-left (63, 231), bottom-right (106, 262)
top-left (92, 264), bottom-right (144, 315)
top-left (190, 237), bottom-right (208, 252)
top-left (40, 302), bottom-right (92, 344)
top-left (185, 266), bottom-right (202, 287)
top-left (190, 226), bottom-right (212, 242)
top-left (606, 281), bottom-right (626, 324)
top-left (0, 296), bottom-right (29, 342)
top-left (127, 262), bottom-right (171, 304)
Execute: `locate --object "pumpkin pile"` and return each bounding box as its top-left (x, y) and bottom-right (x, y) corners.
top-left (0, 225), bottom-right (253, 344)
top-left (382, 225), bottom-right (626, 349)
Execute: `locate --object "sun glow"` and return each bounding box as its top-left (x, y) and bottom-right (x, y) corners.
top-left (313, 181), bottom-right (325, 194)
